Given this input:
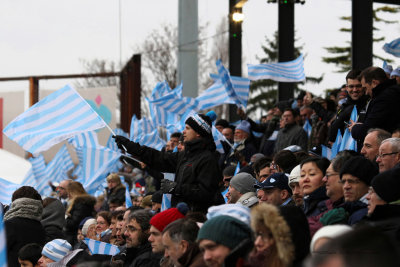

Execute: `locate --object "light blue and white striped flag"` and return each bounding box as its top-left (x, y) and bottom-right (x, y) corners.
top-left (68, 131), bottom-right (99, 148)
top-left (161, 173), bottom-right (175, 211)
top-left (77, 146), bottom-right (121, 185)
top-left (81, 147), bottom-right (121, 194)
top-left (303, 119), bottom-right (312, 137)
top-left (331, 129), bottom-right (343, 160)
top-left (83, 238), bottom-right (120, 256)
top-left (248, 54), bottom-right (306, 82)
top-left (0, 177), bottom-right (20, 205)
top-left (0, 205), bottom-right (7, 267)
top-left (122, 181), bottom-right (132, 208)
top-left (212, 125), bottom-right (230, 154)
top-left (383, 37), bottom-right (400, 58)
top-left (339, 106), bottom-right (358, 152)
top-left (196, 74), bottom-right (250, 110)
top-left (3, 85), bottom-right (107, 154)
top-left (135, 129), bottom-right (166, 151)
top-left (129, 115), bottom-right (156, 142)
top-left (46, 144), bottom-right (74, 184)
top-left (321, 145), bottom-right (333, 160)
top-left (216, 60), bottom-right (245, 109)
top-left (21, 168), bottom-right (36, 187)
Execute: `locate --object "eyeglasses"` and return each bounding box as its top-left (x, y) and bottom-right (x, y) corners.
top-left (325, 172), bottom-right (339, 179)
top-left (347, 84), bottom-right (362, 89)
top-left (339, 178), bottom-right (361, 185)
top-left (376, 152), bottom-right (399, 159)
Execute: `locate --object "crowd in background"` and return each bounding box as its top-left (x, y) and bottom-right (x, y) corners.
top-left (3, 65), bottom-right (400, 267)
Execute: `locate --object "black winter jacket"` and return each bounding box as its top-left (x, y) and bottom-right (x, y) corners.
top-left (123, 137), bottom-right (224, 212)
top-left (64, 194), bottom-right (96, 246)
top-left (352, 79), bottom-right (400, 142)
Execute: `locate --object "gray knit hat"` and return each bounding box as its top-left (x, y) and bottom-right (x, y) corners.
top-left (197, 215), bottom-right (252, 250)
top-left (230, 173), bottom-right (256, 194)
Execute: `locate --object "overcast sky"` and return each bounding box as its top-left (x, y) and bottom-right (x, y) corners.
top-left (0, 0), bottom-right (399, 97)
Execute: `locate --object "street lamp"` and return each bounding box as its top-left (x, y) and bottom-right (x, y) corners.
top-left (232, 8), bottom-right (244, 22)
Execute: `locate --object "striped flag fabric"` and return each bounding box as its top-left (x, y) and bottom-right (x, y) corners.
top-left (83, 238), bottom-right (120, 256)
top-left (122, 180), bottom-right (133, 208)
top-left (321, 145), bottom-right (333, 160)
top-left (248, 54), bottom-right (306, 82)
top-left (303, 119), bottom-right (312, 137)
top-left (135, 129), bottom-right (166, 151)
top-left (68, 131), bottom-right (99, 148)
top-left (331, 129), bottom-right (343, 160)
top-left (383, 37), bottom-right (400, 57)
top-left (339, 106), bottom-right (358, 152)
top-left (46, 144), bottom-right (74, 184)
top-left (3, 85), bottom-right (107, 154)
top-left (27, 154), bottom-right (49, 195)
top-left (0, 177), bottom-right (20, 205)
top-left (129, 115), bottom-right (156, 142)
top-left (76, 146), bottom-right (121, 185)
top-left (161, 173), bottom-right (175, 211)
top-left (196, 74), bottom-right (250, 110)
top-left (234, 162), bottom-right (241, 175)
top-left (0, 206), bottom-right (7, 267)
top-left (21, 168), bottom-right (36, 187)
top-left (221, 187), bottom-right (229, 203)
top-left (216, 60), bottom-right (245, 109)
top-left (81, 147), bottom-right (121, 194)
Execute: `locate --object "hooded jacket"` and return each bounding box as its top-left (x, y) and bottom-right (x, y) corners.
top-left (122, 137), bottom-right (224, 212)
top-left (274, 123), bottom-right (308, 153)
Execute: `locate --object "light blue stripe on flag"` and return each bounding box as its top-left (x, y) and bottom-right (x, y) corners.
top-left (122, 181), bottom-right (132, 208)
top-left (46, 144), bottom-right (74, 183)
top-left (234, 163), bottom-right (241, 175)
top-left (221, 187), bottom-right (228, 203)
top-left (3, 84), bottom-right (107, 154)
top-left (383, 38), bottom-right (400, 57)
top-left (83, 238), bottom-right (120, 256)
top-left (68, 131), bottom-right (99, 148)
top-left (248, 54), bottom-right (306, 82)
top-left (321, 145), bottom-right (333, 160)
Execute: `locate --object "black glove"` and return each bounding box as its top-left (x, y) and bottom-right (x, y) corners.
top-left (113, 135), bottom-right (142, 154)
top-left (160, 179), bottom-right (177, 194)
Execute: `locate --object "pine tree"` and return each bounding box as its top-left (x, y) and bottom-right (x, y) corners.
top-left (322, 6), bottom-right (399, 73)
top-left (246, 32), bottom-right (323, 117)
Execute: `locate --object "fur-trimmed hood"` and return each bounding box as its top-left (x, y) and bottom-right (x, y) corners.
top-left (251, 203), bottom-right (295, 267)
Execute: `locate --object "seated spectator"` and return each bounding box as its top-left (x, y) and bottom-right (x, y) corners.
top-left (254, 173), bottom-right (293, 206)
top-left (222, 165), bottom-right (237, 188)
top-left (376, 137), bottom-right (400, 172)
top-left (162, 218), bottom-right (206, 266)
top-left (108, 197), bottom-right (124, 212)
top-left (18, 243), bottom-right (42, 267)
top-left (273, 150), bottom-right (298, 174)
top-left (96, 211), bottom-right (111, 242)
top-left (102, 173), bottom-right (126, 211)
top-left (215, 119), bottom-right (229, 132)
top-left (37, 239), bottom-right (72, 267)
top-left (151, 190), bottom-right (163, 213)
top-left (225, 173), bottom-right (258, 208)
top-left (148, 204), bottom-right (187, 259)
top-left (249, 204), bottom-right (310, 267)
top-left (364, 168), bottom-right (400, 249)
top-left (288, 165), bottom-right (304, 207)
top-left (360, 128), bottom-right (391, 162)
top-left (252, 156), bottom-right (272, 182)
top-left (109, 210), bottom-right (124, 244)
top-left (81, 218), bottom-right (97, 240)
top-left (197, 215), bottom-right (253, 267)
top-left (339, 156), bottom-right (378, 225)
top-left (299, 157), bottom-right (330, 236)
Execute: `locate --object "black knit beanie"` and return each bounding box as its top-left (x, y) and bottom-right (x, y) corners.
top-left (339, 156), bottom-right (378, 186)
top-left (185, 113), bottom-right (213, 139)
top-left (371, 168), bottom-right (400, 203)
top-left (197, 215), bottom-right (252, 250)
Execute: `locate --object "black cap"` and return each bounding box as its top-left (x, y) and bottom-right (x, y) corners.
top-left (254, 172), bottom-right (292, 195)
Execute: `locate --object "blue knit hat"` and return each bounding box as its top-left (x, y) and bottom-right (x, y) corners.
top-left (41, 239), bottom-right (72, 262)
top-left (236, 120), bottom-right (251, 134)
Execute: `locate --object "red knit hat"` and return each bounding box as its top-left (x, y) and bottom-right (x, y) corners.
top-left (150, 205), bottom-right (187, 232)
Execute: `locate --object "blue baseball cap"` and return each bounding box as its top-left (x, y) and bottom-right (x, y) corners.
top-left (254, 172), bottom-right (292, 195)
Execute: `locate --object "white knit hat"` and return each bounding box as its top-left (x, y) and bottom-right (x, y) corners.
top-left (82, 218), bottom-right (97, 236)
top-left (288, 164), bottom-right (301, 185)
top-left (310, 225), bottom-right (352, 252)
top-left (42, 239), bottom-right (72, 262)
